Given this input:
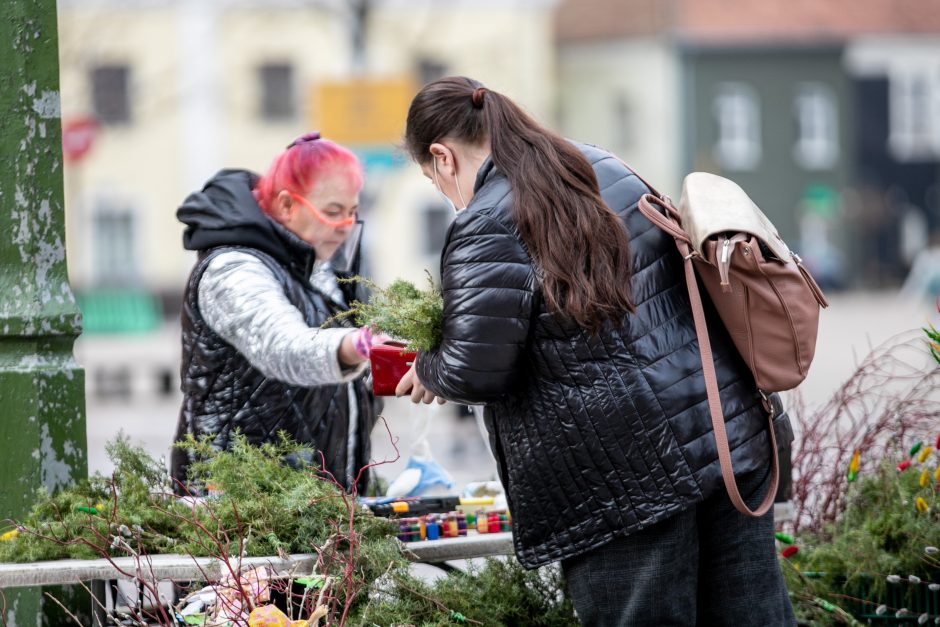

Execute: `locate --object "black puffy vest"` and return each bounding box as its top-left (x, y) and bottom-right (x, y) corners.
top-left (171, 246), bottom-right (377, 493)
top-left (417, 144), bottom-right (775, 568)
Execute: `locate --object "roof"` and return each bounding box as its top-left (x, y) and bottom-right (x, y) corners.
top-left (555, 0), bottom-right (672, 42)
top-left (677, 0), bottom-right (940, 44)
top-left (555, 0), bottom-right (940, 44)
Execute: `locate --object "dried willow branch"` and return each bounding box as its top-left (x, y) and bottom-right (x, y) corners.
top-left (787, 331), bottom-right (940, 535)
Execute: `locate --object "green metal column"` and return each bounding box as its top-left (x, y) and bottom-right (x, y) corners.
top-left (0, 0), bottom-right (87, 624)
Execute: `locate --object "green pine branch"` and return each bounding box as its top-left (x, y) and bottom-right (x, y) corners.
top-left (337, 272), bottom-right (444, 352)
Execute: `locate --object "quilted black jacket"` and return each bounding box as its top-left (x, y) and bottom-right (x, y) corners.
top-left (416, 144), bottom-right (776, 568)
top-left (170, 170), bottom-right (377, 494)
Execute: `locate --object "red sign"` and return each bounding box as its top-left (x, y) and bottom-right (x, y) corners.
top-left (62, 117), bottom-right (99, 163)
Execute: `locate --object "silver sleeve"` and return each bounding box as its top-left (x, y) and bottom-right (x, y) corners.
top-left (197, 251), bottom-right (368, 387)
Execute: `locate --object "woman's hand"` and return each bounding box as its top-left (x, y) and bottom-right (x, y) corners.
top-left (395, 364), bottom-right (445, 404)
top-left (338, 326), bottom-right (373, 367)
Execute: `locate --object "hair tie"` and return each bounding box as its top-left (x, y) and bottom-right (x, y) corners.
top-left (287, 131), bottom-right (321, 149)
top-left (471, 87), bottom-right (487, 109)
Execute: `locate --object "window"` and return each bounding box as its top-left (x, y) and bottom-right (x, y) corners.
top-left (93, 205), bottom-right (136, 285)
top-left (794, 83), bottom-right (839, 170)
top-left (422, 203), bottom-right (451, 256)
top-left (889, 67), bottom-right (940, 161)
top-left (713, 83), bottom-right (761, 171)
top-left (416, 58), bottom-right (447, 87)
top-left (258, 63), bottom-right (296, 121)
top-left (91, 65), bottom-right (130, 125)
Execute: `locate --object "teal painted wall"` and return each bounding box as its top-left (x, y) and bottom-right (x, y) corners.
top-left (683, 46), bottom-right (852, 252)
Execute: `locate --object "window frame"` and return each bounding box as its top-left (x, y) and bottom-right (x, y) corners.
top-left (793, 82), bottom-right (840, 170)
top-left (92, 203), bottom-right (138, 286)
top-left (712, 82), bottom-right (762, 171)
top-left (888, 66), bottom-right (940, 161)
top-left (258, 62), bottom-right (297, 123)
top-left (90, 64), bottom-right (132, 125)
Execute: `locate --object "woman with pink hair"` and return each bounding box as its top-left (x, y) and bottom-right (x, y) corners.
top-left (171, 132), bottom-right (381, 494)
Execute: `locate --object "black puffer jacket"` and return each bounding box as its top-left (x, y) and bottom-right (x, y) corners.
top-left (171, 169), bottom-right (378, 493)
top-left (417, 144), bottom-right (777, 568)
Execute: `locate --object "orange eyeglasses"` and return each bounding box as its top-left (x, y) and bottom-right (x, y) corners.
top-left (288, 192), bottom-right (356, 228)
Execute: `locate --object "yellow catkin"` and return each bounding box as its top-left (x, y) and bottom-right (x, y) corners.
top-left (918, 447), bottom-right (933, 463)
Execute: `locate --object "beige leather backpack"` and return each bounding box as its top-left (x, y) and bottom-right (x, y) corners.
top-left (636, 170), bottom-right (828, 517)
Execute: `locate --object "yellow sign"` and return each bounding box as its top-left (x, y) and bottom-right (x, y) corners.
top-left (313, 78), bottom-right (416, 145)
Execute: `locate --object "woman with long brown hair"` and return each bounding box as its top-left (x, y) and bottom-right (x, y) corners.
top-left (395, 77), bottom-right (794, 626)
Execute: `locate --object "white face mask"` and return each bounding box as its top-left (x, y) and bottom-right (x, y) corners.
top-left (432, 158), bottom-right (469, 214)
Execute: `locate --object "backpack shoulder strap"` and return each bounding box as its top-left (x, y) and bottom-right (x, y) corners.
top-left (637, 193), bottom-right (780, 518)
top-left (610, 155), bottom-right (667, 201)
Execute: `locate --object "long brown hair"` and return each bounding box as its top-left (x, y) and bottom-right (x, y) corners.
top-left (404, 76), bottom-right (635, 333)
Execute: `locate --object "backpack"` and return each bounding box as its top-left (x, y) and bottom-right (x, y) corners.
top-left (632, 167), bottom-right (829, 517)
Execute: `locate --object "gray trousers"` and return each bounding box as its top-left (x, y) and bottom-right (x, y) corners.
top-left (561, 467), bottom-right (796, 626)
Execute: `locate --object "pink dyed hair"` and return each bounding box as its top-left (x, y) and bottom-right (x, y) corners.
top-left (253, 134), bottom-right (363, 214)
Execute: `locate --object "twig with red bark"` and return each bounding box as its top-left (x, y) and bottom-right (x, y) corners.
top-left (788, 332), bottom-right (940, 535)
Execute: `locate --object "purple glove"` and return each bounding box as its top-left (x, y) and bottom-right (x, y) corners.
top-left (351, 326), bottom-right (374, 360)
top-left (351, 326), bottom-right (395, 360)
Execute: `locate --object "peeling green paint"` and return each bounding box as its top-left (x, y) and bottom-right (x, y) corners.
top-left (0, 0), bottom-right (87, 507)
top-left (0, 1), bottom-right (87, 622)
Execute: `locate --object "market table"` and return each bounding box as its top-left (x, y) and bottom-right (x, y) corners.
top-left (0, 531), bottom-right (515, 589)
top-left (0, 500), bottom-right (793, 588)
top-left (0, 532), bottom-right (514, 623)
top-left (0, 498), bottom-right (797, 587)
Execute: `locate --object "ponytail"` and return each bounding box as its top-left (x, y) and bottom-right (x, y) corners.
top-left (404, 77), bottom-right (635, 334)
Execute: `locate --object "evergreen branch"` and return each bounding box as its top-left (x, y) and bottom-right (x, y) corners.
top-left (334, 272), bottom-right (444, 352)
top-left (1, 432), bottom-right (578, 625)
top-left (387, 578), bottom-right (485, 625)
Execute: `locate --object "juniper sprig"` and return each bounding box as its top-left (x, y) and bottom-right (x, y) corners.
top-left (337, 272), bottom-right (444, 352)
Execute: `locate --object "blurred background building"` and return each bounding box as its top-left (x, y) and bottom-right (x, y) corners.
top-left (56, 0), bottom-right (940, 483)
top-left (556, 0), bottom-right (940, 292)
top-left (60, 0), bottom-right (556, 397)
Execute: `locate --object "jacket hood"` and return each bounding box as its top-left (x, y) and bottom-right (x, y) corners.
top-left (177, 169), bottom-right (315, 277)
